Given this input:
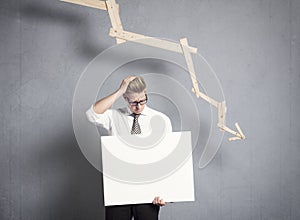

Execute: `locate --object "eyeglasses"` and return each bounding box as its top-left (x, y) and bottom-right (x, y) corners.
top-left (127, 94), bottom-right (148, 106)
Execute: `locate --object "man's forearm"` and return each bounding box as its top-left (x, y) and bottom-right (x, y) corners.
top-left (93, 89), bottom-right (122, 114)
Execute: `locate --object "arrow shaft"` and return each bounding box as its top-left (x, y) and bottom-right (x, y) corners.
top-left (218, 125), bottom-right (242, 138)
top-left (60, 0), bottom-right (107, 10)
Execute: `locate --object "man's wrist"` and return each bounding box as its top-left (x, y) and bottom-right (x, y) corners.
top-left (115, 89), bottom-right (123, 98)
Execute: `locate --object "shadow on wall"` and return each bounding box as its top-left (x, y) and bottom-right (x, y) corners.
top-left (30, 126), bottom-right (105, 220)
top-left (18, 1), bottom-right (108, 59)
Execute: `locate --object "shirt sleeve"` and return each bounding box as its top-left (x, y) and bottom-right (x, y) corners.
top-left (85, 104), bottom-right (112, 131)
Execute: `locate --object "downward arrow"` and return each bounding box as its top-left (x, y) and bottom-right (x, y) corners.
top-left (218, 123), bottom-right (246, 141)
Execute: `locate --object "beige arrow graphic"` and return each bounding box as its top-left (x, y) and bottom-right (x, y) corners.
top-left (180, 38), bottom-right (245, 141)
top-left (60, 0), bottom-right (246, 141)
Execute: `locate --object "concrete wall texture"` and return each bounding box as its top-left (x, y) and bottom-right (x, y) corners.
top-left (1, 0), bottom-right (300, 219)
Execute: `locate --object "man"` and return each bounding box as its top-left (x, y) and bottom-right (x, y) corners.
top-left (85, 76), bottom-right (172, 220)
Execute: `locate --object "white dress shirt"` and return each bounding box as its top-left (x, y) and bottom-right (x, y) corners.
top-left (85, 104), bottom-right (172, 136)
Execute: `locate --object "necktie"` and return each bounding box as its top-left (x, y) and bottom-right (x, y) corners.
top-left (131, 113), bottom-right (141, 135)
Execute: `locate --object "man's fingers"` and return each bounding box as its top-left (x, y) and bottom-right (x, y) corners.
top-left (119, 76), bottom-right (136, 94)
top-left (128, 76), bottom-right (136, 81)
top-left (124, 76), bottom-right (136, 83)
top-left (152, 196), bottom-right (158, 204)
top-left (152, 196), bottom-right (166, 206)
top-left (159, 199), bottom-right (165, 206)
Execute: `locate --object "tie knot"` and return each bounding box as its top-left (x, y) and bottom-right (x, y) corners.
top-left (132, 113), bottom-right (140, 119)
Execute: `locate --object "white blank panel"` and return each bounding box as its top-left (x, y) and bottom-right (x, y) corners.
top-left (101, 131), bottom-right (195, 206)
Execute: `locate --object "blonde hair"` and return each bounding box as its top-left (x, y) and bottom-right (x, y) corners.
top-left (125, 76), bottom-right (147, 94)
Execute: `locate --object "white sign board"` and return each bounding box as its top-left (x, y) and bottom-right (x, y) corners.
top-left (101, 131), bottom-right (195, 206)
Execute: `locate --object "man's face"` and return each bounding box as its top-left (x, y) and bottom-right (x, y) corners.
top-left (124, 91), bottom-right (147, 114)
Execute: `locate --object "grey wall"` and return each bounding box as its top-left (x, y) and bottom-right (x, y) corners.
top-left (1, 0), bottom-right (300, 220)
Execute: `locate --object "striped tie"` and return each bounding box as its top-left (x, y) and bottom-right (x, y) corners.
top-left (131, 113), bottom-right (141, 135)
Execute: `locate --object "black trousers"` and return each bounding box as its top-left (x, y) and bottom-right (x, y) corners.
top-left (105, 203), bottom-right (160, 220)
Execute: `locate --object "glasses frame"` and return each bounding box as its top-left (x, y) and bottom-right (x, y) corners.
top-left (127, 94), bottom-right (148, 106)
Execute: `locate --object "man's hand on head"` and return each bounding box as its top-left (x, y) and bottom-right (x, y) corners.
top-left (118, 76), bottom-right (136, 95)
top-left (152, 196), bottom-right (166, 206)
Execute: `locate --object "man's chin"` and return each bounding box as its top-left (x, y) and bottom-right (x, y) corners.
top-left (134, 110), bottom-right (142, 114)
